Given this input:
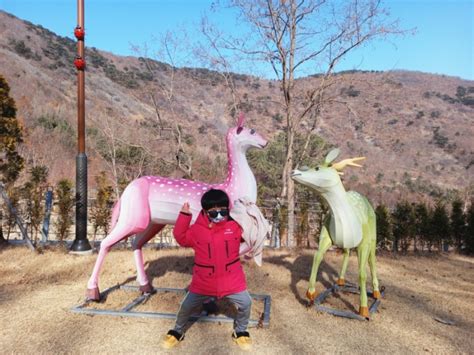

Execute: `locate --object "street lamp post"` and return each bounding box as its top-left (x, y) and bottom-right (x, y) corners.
top-left (70, 0), bottom-right (92, 253)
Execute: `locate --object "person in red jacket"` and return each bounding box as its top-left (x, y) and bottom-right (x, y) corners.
top-left (161, 189), bottom-right (253, 351)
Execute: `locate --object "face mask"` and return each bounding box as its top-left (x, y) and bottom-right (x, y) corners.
top-left (207, 209), bottom-right (228, 223)
top-left (210, 215), bottom-right (226, 223)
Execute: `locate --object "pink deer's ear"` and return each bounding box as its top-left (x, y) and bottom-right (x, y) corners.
top-left (237, 112), bottom-right (245, 127)
top-left (236, 112), bottom-right (245, 134)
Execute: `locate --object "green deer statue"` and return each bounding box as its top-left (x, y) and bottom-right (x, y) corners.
top-left (291, 148), bottom-right (380, 318)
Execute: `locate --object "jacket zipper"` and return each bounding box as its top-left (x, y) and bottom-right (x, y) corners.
top-left (207, 243), bottom-right (211, 259)
top-left (225, 241), bottom-right (229, 258)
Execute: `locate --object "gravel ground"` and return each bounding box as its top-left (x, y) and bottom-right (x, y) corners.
top-left (1, 244), bottom-right (473, 354)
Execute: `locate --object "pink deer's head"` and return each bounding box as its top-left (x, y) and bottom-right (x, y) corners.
top-left (229, 112), bottom-right (268, 150)
top-left (223, 113), bottom-right (267, 204)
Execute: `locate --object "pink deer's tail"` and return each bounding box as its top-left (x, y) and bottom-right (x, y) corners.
top-left (110, 198), bottom-right (121, 231)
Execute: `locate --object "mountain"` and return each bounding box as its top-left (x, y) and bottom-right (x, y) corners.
top-left (1, 10), bottom-right (473, 206)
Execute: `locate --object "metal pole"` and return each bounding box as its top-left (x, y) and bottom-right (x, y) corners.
top-left (41, 186), bottom-right (53, 243)
top-left (70, 0), bottom-right (91, 252)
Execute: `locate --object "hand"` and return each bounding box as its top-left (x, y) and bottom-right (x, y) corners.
top-left (181, 202), bottom-right (190, 214)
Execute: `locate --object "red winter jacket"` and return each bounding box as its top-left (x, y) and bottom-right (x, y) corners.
top-left (173, 211), bottom-right (247, 298)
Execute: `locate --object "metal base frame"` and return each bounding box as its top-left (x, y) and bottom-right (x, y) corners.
top-left (314, 282), bottom-right (385, 321)
top-left (72, 285), bottom-right (271, 328)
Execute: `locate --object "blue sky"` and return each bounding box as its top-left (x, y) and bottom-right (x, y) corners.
top-left (1, 0), bottom-right (472, 80)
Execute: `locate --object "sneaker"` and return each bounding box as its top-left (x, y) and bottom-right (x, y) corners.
top-left (232, 331), bottom-right (252, 351)
top-left (161, 330), bottom-right (184, 349)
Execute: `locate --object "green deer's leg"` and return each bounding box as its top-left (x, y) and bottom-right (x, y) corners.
top-left (337, 248), bottom-right (350, 286)
top-left (368, 238), bottom-right (381, 299)
top-left (367, 209), bottom-right (380, 299)
top-left (357, 240), bottom-right (370, 318)
top-left (307, 225), bottom-right (332, 303)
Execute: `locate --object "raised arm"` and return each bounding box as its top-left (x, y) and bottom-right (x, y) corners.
top-left (173, 202), bottom-right (194, 247)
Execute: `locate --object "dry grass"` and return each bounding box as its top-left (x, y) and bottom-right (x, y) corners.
top-left (1, 244), bottom-right (473, 354)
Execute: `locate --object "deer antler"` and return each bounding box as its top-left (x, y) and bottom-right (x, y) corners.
top-left (332, 157), bottom-right (366, 172)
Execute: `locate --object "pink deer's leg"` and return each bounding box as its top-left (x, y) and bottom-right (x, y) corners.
top-left (86, 224), bottom-right (137, 292)
top-left (86, 179), bottom-right (151, 301)
top-left (132, 223), bottom-right (165, 293)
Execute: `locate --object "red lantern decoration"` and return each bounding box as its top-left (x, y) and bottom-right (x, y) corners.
top-left (74, 26), bottom-right (85, 40)
top-left (74, 57), bottom-right (86, 70)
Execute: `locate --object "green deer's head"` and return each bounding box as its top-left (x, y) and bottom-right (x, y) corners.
top-left (291, 148), bottom-right (365, 192)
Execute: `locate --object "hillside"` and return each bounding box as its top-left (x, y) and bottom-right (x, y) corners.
top-left (0, 10), bottom-right (473, 205)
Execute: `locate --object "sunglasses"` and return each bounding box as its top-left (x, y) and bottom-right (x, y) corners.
top-left (206, 209), bottom-right (229, 218)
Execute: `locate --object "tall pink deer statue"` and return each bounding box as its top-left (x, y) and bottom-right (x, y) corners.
top-left (86, 113), bottom-right (267, 301)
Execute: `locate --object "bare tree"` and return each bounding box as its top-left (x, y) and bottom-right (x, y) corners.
top-left (203, 0), bottom-right (403, 246)
top-left (194, 17), bottom-right (243, 115)
top-left (89, 112), bottom-right (121, 197)
top-left (89, 34), bottom-right (201, 197)
top-left (89, 111), bottom-right (157, 197)
top-left (131, 32), bottom-right (196, 179)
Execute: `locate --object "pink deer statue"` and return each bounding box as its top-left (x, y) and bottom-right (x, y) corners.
top-left (86, 113), bottom-right (267, 301)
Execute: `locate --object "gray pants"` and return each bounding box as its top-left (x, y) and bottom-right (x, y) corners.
top-left (173, 290), bottom-right (252, 334)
